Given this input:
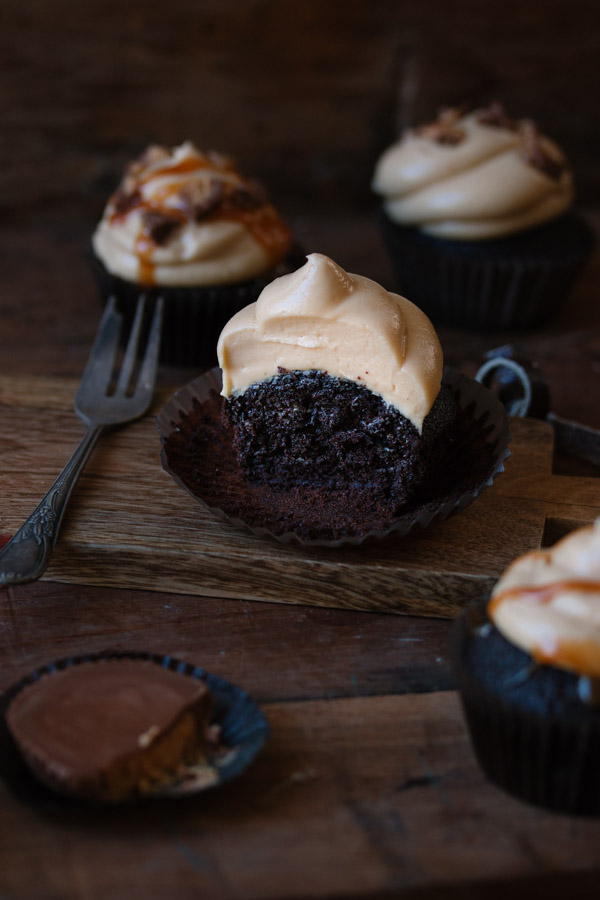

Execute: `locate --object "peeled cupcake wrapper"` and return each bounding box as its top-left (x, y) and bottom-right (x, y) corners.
top-left (157, 367), bottom-right (511, 548)
top-left (0, 651), bottom-right (269, 805)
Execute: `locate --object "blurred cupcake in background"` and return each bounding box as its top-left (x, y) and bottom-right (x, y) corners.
top-left (372, 103), bottom-right (595, 331)
top-left (92, 142), bottom-right (300, 365)
top-left (453, 520), bottom-right (600, 815)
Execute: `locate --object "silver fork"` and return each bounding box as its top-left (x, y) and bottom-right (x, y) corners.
top-left (0, 295), bottom-right (164, 586)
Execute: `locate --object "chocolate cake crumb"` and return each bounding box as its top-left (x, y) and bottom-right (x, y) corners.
top-left (222, 372), bottom-right (456, 511)
top-left (112, 186), bottom-right (141, 216)
top-left (191, 179), bottom-right (226, 220)
top-left (141, 209), bottom-right (182, 245)
top-left (175, 175), bottom-right (268, 222)
top-left (162, 375), bottom-right (498, 542)
top-left (476, 102), bottom-right (516, 131)
top-left (205, 149), bottom-right (235, 170)
top-left (175, 178), bottom-right (225, 220)
top-left (520, 121), bottom-right (565, 180)
top-left (415, 107), bottom-right (466, 145)
top-left (224, 179), bottom-right (269, 212)
top-left (136, 145), bottom-right (171, 170)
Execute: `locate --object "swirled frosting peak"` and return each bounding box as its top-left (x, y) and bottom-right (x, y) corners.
top-left (489, 520), bottom-right (600, 677)
top-left (92, 142), bottom-right (292, 287)
top-left (217, 253), bottom-right (443, 431)
top-left (372, 104), bottom-right (573, 240)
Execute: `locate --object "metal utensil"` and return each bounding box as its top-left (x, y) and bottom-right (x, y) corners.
top-left (0, 295), bottom-right (164, 586)
top-left (475, 345), bottom-right (600, 467)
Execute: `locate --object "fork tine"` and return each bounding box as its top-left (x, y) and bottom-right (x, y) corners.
top-left (115, 294), bottom-right (147, 394)
top-left (77, 297), bottom-right (122, 396)
top-left (136, 297), bottom-right (164, 393)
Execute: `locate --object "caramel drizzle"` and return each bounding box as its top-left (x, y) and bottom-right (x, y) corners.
top-left (225, 205), bottom-right (292, 264)
top-left (133, 231), bottom-right (165, 287)
top-left (488, 580), bottom-right (600, 615)
top-left (519, 121), bottom-right (566, 180)
top-left (490, 580), bottom-right (600, 675)
top-left (489, 579), bottom-right (600, 615)
top-left (532, 637), bottom-right (600, 676)
top-left (415, 107), bottom-right (466, 145)
top-left (137, 155), bottom-right (230, 184)
top-left (108, 155), bottom-right (291, 286)
top-left (475, 102), bottom-right (516, 131)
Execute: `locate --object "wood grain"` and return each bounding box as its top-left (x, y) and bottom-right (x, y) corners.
top-left (2, 0), bottom-right (599, 220)
top-left (2, 690), bottom-right (600, 900)
top-left (2, 375), bottom-right (599, 618)
top-left (1, 5), bottom-right (600, 896)
top-left (0, 581), bottom-right (456, 703)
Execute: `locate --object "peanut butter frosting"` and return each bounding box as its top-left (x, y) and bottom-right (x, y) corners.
top-left (488, 521), bottom-right (600, 677)
top-left (372, 105), bottom-right (573, 240)
top-left (217, 253), bottom-right (443, 431)
top-left (92, 142), bottom-right (292, 287)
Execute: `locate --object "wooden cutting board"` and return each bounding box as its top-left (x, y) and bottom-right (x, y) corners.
top-left (1, 374), bottom-right (599, 618)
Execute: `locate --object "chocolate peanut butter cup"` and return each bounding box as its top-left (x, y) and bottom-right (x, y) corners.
top-left (1, 652), bottom-right (269, 804)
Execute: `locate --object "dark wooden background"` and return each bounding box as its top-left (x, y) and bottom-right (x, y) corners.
top-left (1, 2), bottom-right (600, 898)
top-left (2, 0), bottom-right (600, 420)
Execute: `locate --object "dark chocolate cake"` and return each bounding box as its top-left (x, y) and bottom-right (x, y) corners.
top-left (159, 368), bottom-right (507, 543)
top-left (455, 604), bottom-right (600, 720)
top-left (160, 255), bottom-right (510, 542)
top-left (223, 369), bottom-right (457, 511)
top-left (453, 601), bottom-right (600, 815)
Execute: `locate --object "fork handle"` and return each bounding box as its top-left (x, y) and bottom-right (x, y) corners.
top-left (0, 425), bottom-right (104, 586)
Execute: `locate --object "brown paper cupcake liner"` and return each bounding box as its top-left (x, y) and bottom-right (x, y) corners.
top-left (380, 211), bottom-right (596, 332)
top-left (157, 367), bottom-right (511, 547)
top-left (457, 689), bottom-right (599, 815)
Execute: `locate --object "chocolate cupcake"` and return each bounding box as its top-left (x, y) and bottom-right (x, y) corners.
top-left (158, 254), bottom-right (510, 544)
top-left (372, 103), bottom-right (595, 331)
top-left (2, 653), bottom-right (269, 804)
top-left (219, 252), bottom-right (454, 504)
top-left (453, 520), bottom-right (600, 815)
top-left (92, 142), bottom-right (299, 365)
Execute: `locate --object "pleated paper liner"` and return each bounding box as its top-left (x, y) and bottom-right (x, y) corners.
top-left (452, 602), bottom-right (600, 816)
top-left (379, 211), bottom-right (596, 332)
top-left (0, 651), bottom-right (269, 806)
top-left (157, 367), bottom-right (511, 547)
top-left (92, 246), bottom-right (306, 367)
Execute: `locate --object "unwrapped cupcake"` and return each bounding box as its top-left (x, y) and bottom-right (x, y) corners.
top-left (92, 142), bottom-right (298, 365)
top-left (372, 103), bottom-right (595, 331)
top-left (158, 253), bottom-right (510, 545)
top-left (453, 520), bottom-right (600, 815)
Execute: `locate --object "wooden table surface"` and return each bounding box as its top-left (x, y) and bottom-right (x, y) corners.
top-left (1, 2), bottom-right (600, 898)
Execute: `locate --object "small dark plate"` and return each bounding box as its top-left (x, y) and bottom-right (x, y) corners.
top-left (0, 650), bottom-right (269, 805)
